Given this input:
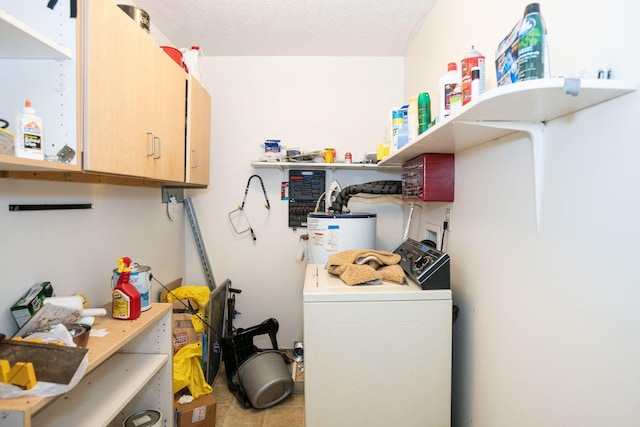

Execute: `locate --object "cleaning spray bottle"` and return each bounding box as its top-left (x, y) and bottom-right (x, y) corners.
top-left (112, 257), bottom-right (141, 320)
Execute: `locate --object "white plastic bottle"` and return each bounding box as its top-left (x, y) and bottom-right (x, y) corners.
top-left (181, 45), bottom-right (205, 83)
top-left (439, 62), bottom-right (461, 121)
top-left (407, 95), bottom-right (418, 143)
top-left (14, 99), bottom-right (44, 160)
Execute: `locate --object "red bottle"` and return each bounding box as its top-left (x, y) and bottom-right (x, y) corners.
top-left (112, 257), bottom-right (141, 320)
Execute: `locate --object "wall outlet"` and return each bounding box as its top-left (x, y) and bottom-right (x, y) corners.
top-left (425, 222), bottom-right (442, 249)
top-left (445, 208), bottom-right (451, 232)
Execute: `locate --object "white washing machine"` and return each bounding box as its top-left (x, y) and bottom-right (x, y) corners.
top-left (303, 264), bottom-right (452, 427)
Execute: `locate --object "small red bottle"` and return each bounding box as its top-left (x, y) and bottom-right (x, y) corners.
top-left (112, 257), bottom-right (141, 320)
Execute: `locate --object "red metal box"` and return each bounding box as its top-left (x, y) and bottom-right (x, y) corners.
top-left (401, 154), bottom-right (454, 202)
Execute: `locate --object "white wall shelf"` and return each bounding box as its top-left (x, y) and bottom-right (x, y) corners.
top-left (378, 77), bottom-right (637, 229)
top-left (251, 161), bottom-right (401, 172)
top-left (0, 9), bottom-right (72, 59)
top-left (379, 77), bottom-right (637, 166)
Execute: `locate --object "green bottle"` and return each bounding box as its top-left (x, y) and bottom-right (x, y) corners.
top-left (517, 3), bottom-right (547, 81)
top-left (418, 92), bottom-right (431, 134)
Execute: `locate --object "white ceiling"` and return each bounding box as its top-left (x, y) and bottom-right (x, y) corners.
top-left (130, 0), bottom-right (436, 56)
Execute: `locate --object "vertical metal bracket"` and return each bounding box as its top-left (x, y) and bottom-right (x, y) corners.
top-left (161, 186), bottom-right (184, 203)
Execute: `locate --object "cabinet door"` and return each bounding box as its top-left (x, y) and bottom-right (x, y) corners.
top-left (185, 76), bottom-right (211, 185)
top-left (83, 0), bottom-right (153, 178)
top-left (144, 47), bottom-right (186, 182)
top-left (83, 0), bottom-right (185, 182)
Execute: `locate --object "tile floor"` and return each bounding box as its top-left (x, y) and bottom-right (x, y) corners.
top-left (212, 359), bottom-right (305, 427)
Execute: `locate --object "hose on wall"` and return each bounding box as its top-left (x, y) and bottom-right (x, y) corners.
top-left (329, 180), bottom-right (402, 214)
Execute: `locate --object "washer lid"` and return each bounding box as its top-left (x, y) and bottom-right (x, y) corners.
top-left (303, 264), bottom-right (452, 302)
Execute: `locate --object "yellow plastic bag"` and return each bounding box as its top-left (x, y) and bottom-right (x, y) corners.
top-left (166, 285), bottom-right (211, 332)
top-left (172, 342), bottom-right (212, 399)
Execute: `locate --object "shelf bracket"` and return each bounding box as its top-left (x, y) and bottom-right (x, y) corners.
top-left (458, 120), bottom-right (546, 230)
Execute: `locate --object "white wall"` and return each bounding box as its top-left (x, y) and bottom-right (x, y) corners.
top-left (184, 56), bottom-right (405, 347)
top-left (0, 180), bottom-right (185, 335)
top-left (404, 0), bottom-right (640, 425)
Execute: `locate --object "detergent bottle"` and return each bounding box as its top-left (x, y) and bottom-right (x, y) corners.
top-left (112, 257), bottom-right (141, 320)
top-left (517, 3), bottom-right (549, 81)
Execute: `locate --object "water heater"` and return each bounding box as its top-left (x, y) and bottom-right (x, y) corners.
top-left (307, 213), bottom-right (377, 265)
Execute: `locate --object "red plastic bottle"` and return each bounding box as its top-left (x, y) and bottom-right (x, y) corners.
top-left (112, 257), bottom-right (141, 320)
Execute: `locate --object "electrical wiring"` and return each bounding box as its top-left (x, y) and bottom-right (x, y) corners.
top-left (441, 220), bottom-right (448, 252)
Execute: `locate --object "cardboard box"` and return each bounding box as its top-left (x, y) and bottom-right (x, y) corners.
top-left (160, 278), bottom-right (200, 313)
top-left (174, 394), bottom-right (216, 427)
top-left (291, 359), bottom-right (305, 395)
top-left (172, 312), bottom-right (203, 354)
top-left (495, 19), bottom-right (521, 87)
top-left (11, 281), bottom-right (55, 327)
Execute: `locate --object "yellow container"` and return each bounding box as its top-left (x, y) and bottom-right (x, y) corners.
top-left (324, 148), bottom-right (336, 163)
top-left (376, 143), bottom-right (389, 161)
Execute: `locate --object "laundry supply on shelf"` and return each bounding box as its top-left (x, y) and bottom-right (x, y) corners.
top-left (517, 3), bottom-right (550, 81)
top-left (418, 92), bottom-right (431, 134)
top-left (439, 62), bottom-right (461, 120)
top-left (461, 46), bottom-right (485, 105)
top-left (495, 2), bottom-right (550, 87)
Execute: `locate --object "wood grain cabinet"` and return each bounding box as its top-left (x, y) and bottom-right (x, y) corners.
top-left (186, 76), bottom-right (211, 185)
top-left (0, 0), bottom-right (212, 187)
top-left (0, 3), bottom-right (80, 173)
top-left (83, 0), bottom-right (186, 182)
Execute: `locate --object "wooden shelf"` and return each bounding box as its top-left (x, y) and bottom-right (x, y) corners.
top-left (379, 77), bottom-right (637, 166)
top-left (0, 303), bottom-right (173, 427)
top-left (31, 354), bottom-right (168, 427)
top-left (0, 154), bottom-right (80, 172)
top-left (0, 9), bottom-right (72, 59)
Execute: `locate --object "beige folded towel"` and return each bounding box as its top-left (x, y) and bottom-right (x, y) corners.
top-left (327, 249), bottom-right (405, 286)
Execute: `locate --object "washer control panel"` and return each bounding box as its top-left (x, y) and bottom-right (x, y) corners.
top-left (392, 238), bottom-right (450, 290)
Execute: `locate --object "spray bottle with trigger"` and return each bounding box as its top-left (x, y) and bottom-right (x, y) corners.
top-left (112, 257), bottom-right (141, 320)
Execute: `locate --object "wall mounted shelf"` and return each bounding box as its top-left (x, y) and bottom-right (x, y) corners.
top-left (251, 161), bottom-right (401, 187)
top-left (251, 161), bottom-right (400, 172)
top-left (0, 9), bottom-right (72, 59)
top-left (0, 154), bottom-right (80, 172)
top-left (378, 77), bottom-right (637, 229)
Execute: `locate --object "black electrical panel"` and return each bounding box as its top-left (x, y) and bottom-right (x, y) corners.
top-left (288, 170), bottom-right (326, 229)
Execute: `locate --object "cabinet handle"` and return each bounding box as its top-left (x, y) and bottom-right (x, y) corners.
top-left (191, 149), bottom-right (199, 168)
top-left (146, 132), bottom-right (156, 157)
top-left (154, 136), bottom-right (161, 159)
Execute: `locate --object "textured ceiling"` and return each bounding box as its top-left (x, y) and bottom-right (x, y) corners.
top-left (130, 0), bottom-right (435, 56)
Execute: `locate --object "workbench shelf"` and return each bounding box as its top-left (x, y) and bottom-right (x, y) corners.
top-left (0, 303), bottom-right (173, 427)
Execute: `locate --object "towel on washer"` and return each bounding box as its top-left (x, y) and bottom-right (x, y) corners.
top-left (327, 249), bottom-right (405, 285)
